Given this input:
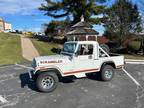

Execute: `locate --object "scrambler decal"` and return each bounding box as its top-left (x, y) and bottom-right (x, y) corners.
top-left (64, 68), bottom-right (99, 75)
top-left (40, 60), bottom-right (62, 64)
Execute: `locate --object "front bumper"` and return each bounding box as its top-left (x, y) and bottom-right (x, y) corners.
top-left (28, 69), bottom-right (35, 80)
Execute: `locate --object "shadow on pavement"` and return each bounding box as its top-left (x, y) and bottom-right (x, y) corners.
top-left (59, 76), bottom-right (75, 83)
top-left (19, 72), bottom-right (75, 92)
top-left (86, 73), bottom-right (102, 81)
top-left (59, 73), bottom-right (102, 83)
top-left (19, 72), bottom-right (101, 92)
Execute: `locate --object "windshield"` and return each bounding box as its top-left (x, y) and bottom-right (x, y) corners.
top-left (63, 43), bottom-right (77, 53)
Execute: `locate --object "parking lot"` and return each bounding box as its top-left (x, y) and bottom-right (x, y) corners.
top-left (0, 63), bottom-right (143, 108)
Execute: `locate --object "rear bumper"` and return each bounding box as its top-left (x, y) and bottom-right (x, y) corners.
top-left (116, 64), bottom-right (124, 69)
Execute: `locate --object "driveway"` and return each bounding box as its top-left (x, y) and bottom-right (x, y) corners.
top-left (0, 64), bottom-right (143, 108)
top-left (21, 35), bottom-right (39, 61)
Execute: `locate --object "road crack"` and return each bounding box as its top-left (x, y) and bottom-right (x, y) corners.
top-left (135, 86), bottom-right (144, 108)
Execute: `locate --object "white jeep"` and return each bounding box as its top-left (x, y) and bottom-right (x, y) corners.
top-left (29, 41), bottom-right (124, 92)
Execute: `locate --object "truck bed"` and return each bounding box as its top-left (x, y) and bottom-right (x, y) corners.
top-left (99, 53), bottom-right (124, 69)
top-left (109, 53), bottom-right (121, 56)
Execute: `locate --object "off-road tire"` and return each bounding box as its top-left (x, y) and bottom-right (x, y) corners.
top-left (36, 72), bottom-right (58, 92)
top-left (101, 65), bottom-right (114, 81)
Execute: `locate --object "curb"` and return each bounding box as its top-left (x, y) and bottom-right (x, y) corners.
top-left (125, 62), bottom-right (144, 64)
top-left (125, 59), bottom-right (144, 62)
top-left (0, 61), bottom-right (31, 68)
top-left (125, 59), bottom-right (144, 64)
top-left (0, 64), bottom-right (15, 67)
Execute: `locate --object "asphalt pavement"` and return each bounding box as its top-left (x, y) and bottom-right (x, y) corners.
top-left (0, 63), bottom-right (143, 108)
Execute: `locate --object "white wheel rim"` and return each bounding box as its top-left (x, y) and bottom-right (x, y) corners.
top-left (41, 76), bottom-right (54, 89)
top-left (105, 69), bottom-right (113, 79)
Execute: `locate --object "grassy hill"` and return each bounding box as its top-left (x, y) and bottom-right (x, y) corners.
top-left (31, 38), bottom-right (61, 56)
top-left (0, 33), bottom-right (26, 65)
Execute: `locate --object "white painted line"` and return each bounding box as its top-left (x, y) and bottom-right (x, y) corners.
top-left (122, 68), bottom-right (141, 87)
top-left (0, 95), bottom-right (8, 103)
top-left (15, 63), bottom-right (33, 70)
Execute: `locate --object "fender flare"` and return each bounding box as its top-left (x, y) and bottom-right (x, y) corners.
top-left (34, 67), bottom-right (63, 77)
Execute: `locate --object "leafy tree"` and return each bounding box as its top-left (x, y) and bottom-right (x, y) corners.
top-left (104, 0), bottom-right (142, 46)
top-left (39, 0), bottom-right (106, 24)
top-left (44, 20), bottom-right (70, 36)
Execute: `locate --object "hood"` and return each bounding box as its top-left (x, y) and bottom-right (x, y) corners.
top-left (33, 54), bottom-right (70, 67)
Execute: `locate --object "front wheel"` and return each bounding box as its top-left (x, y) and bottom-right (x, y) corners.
top-left (36, 72), bottom-right (58, 92)
top-left (101, 65), bottom-right (114, 81)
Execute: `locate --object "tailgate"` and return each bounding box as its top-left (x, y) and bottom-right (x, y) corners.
top-left (110, 55), bottom-right (124, 68)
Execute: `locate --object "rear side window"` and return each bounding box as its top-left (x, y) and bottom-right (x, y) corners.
top-left (77, 44), bottom-right (93, 55)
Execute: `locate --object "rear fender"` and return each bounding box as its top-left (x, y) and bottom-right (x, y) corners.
top-left (100, 61), bottom-right (116, 70)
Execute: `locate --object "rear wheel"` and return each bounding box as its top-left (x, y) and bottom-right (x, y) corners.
top-left (101, 65), bottom-right (114, 81)
top-left (36, 72), bottom-right (58, 92)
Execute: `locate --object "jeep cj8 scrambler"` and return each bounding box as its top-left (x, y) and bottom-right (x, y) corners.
top-left (28, 41), bottom-right (124, 92)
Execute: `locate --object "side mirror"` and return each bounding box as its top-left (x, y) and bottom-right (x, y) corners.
top-left (57, 49), bottom-right (62, 54)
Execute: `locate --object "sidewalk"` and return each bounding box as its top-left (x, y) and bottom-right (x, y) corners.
top-left (21, 35), bottom-right (39, 61)
top-left (125, 59), bottom-right (144, 64)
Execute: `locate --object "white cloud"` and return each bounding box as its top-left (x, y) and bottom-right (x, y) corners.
top-left (0, 0), bottom-right (42, 14)
top-left (34, 18), bottom-right (49, 22)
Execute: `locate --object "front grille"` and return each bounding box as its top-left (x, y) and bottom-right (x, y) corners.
top-left (31, 59), bottom-right (36, 68)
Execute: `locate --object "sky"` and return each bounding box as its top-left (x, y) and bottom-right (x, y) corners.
top-left (0, 0), bottom-right (143, 35)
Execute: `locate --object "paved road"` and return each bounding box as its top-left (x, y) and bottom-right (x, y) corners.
top-left (0, 64), bottom-right (143, 108)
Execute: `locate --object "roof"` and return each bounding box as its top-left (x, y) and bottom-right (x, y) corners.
top-left (67, 28), bottom-right (99, 35)
top-left (71, 21), bottom-right (92, 28)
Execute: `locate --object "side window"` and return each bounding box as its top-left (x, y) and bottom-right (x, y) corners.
top-left (88, 44), bottom-right (93, 55)
top-left (77, 44), bottom-right (93, 55)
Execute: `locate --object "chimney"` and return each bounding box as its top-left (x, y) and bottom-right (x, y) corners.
top-left (80, 15), bottom-right (84, 22)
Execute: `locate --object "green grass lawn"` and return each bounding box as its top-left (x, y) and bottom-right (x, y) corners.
top-left (0, 33), bottom-right (26, 65)
top-left (122, 54), bottom-right (144, 60)
top-left (31, 38), bottom-right (61, 56)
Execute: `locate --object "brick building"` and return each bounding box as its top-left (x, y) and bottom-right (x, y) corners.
top-left (0, 18), bottom-right (5, 32)
top-left (0, 18), bottom-right (12, 32)
top-left (5, 22), bottom-right (12, 31)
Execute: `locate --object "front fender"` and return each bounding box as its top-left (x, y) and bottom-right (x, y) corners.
top-left (34, 66), bottom-right (63, 77)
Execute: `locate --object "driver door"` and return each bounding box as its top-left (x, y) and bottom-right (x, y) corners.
top-left (73, 44), bottom-right (95, 72)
